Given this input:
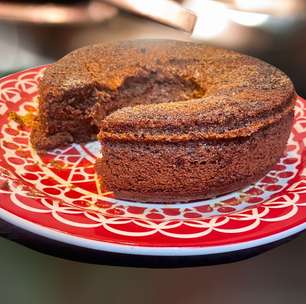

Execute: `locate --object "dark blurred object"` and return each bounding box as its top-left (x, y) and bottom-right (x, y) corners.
top-left (0, 0), bottom-right (196, 32)
top-left (0, 3), bottom-right (191, 73)
top-left (3, 0), bottom-right (88, 3)
top-left (0, 0), bottom-right (117, 24)
top-left (0, 0), bottom-right (118, 73)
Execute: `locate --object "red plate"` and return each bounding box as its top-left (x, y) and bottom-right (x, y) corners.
top-left (0, 67), bottom-right (305, 259)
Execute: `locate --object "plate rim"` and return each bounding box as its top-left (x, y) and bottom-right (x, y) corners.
top-left (0, 208), bottom-right (304, 256)
top-left (0, 66), bottom-right (305, 257)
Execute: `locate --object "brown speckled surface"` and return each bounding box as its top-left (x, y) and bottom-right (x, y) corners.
top-left (31, 39), bottom-right (296, 202)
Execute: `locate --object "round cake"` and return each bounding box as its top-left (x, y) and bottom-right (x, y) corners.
top-left (31, 39), bottom-right (296, 202)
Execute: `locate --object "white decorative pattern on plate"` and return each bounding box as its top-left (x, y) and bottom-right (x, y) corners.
top-left (0, 67), bottom-right (305, 245)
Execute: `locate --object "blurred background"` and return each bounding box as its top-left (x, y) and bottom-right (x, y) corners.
top-left (0, 1), bottom-right (305, 303)
top-left (0, 233), bottom-right (305, 304)
top-left (0, 0), bottom-right (305, 94)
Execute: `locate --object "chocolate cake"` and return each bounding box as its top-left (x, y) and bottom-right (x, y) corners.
top-left (31, 40), bottom-right (296, 202)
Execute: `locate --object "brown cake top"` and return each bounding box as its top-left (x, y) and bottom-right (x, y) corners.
top-left (39, 40), bottom-right (296, 141)
top-left (99, 91), bottom-right (294, 141)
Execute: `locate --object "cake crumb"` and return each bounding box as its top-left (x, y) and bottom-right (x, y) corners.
top-left (8, 111), bottom-right (35, 128)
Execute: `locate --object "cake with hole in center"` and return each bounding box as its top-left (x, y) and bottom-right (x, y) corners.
top-left (31, 39), bottom-right (296, 203)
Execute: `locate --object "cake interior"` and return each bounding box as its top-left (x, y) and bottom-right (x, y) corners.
top-left (89, 70), bottom-right (206, 140)
top-left (36, 69), bottom-right (205, 149)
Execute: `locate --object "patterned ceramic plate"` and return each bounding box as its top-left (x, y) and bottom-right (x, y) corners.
top-left (0, 67), bottom-right (305, 264)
